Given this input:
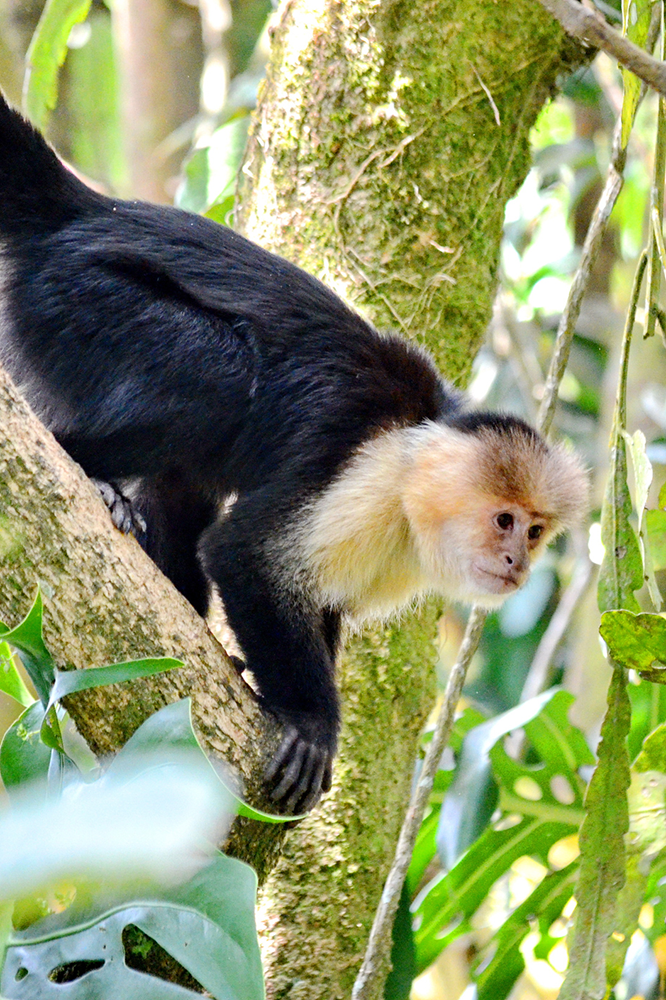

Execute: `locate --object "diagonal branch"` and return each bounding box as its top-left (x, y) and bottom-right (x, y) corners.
top-left (536, 0), bottom-right (666, 98)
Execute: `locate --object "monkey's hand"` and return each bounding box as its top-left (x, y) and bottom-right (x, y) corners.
top-left (92, 479), bottom-right (147, 538)
top-left (264, 721), bottom-right (336, 814)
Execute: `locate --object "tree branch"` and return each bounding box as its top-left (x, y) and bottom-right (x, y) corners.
top-left (536, 0), bottom-right (666, 99)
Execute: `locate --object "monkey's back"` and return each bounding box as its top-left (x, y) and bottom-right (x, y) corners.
top-left (2, 177), bottom-right (457, 496)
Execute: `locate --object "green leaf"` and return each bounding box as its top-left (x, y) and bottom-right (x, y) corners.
top-left (605, 765), bottom-right (666, 986)
top-left (0, 643), bottom-right (34, 708)
top-left (627, 767), bottom-right (666, 855)
top-left (600, 609), bottom-right (666, 677)
top-left (645, 508), bottom-right (666, 570)
top-left (634, 720), bottom-right (666, 772)
top-left (24, 0), bottom-right (93, 128)
top-left (0, 591), bottom-right (55, 706)
top-left (623, 429), bottom-right (662, 609)
top-left (558, 668), bottom-right (632, 999)
top-left (384, 882), bottom-right (416, 1000)
top-left (414, 816), bottom-right (574, 972)
top-left (413, 692), bottom-right (589, 977)
top-left (0, 762), bottom-right (232, 904)
top-left (46, 657), bottom-right (183, 712)
top-left (0, 701), bottom-right (51, 792)
top-left (620, 0), bottom-right (656, 149)
top-left (598, 264), bottom-right (644, 614)
top-left (597, 438), bottom-right (643, 614)
top-left (1, 855), bottom-right (264, 1000)
top-left (147, 855), bottom-right (264, 1000)
top-left (110, 699), bottom-right (303, 825)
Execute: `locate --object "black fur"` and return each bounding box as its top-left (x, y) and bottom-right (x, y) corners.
top-left (0, 95), bottom-right (470, 811)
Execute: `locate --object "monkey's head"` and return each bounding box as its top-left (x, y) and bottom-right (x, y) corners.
top-left (402, 418), bottom-right (588, 608)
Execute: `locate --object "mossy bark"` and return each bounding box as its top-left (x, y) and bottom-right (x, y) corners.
top-left (235, 1), bottom-right (585, 996)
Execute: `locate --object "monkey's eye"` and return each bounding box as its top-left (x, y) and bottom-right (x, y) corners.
top-left (495, 512), bottom-right (514, 531)
top-left (528, 524), bottom-right (543, 540)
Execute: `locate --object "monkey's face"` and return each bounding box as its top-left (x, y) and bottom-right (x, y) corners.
top-left (457, 501), bottom-right (551, 605)
top-left (410, 496), bottom-right (554, 609)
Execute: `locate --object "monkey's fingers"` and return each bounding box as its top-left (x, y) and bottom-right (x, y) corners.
top-left (283, 745), bottom-right (321, 813)
top-left (92, 479), bottom-right (147, 537)
top-left (269, 739), bottom-right (308, 802)
top-left (297, 753), bottom-right (330, 813)
top-left (264, 726), bottom-right (300, 783)
top-left (321, 757), bottom-right (333, 794)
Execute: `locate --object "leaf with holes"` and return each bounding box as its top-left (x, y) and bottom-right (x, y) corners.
top-left (1, 855), bottom-right (263, 1000)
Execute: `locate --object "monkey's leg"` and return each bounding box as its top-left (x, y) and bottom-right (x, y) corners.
top-left (200, 503), bottom-right (341, 812)
top-left (115, 472), bottom-right (217, 618)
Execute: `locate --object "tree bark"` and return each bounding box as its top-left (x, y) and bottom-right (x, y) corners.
top-left (235, 1), bottom-right (585, 996)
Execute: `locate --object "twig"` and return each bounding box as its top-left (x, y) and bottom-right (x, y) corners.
top-left (538, 114), bottom-right (625, 435)
top-left (536, 0), bottom-right (666, 99)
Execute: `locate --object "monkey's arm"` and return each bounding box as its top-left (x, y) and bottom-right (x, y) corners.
top-left (200, 499), bottom-right (341, 813)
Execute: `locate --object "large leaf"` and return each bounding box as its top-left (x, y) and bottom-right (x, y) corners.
top-left (111, 699), bottom-right (303, 824)
top-left (406, 707), bottom-right (484, 893)
top-left (475, 863), bottom-right (578, 1000)
top-left (413, 692), bottom-right (589, 979)
top-left (414, 816), bottom-right (575, 973)
top-left (0, 763), bottom-right (231, 903)
top-left (24, 0), bottom-right (93, 127)
top-left (2, 855), bottom-right (264, 1000)
top-left (0, 591), bottom-right (55, 705)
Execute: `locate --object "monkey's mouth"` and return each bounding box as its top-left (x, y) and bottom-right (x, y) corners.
top-left (472, 565), bottom-right (524, 592)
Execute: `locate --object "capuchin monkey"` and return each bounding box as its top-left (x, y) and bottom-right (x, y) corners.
top-left (0, 95), bottom-right (588, 811)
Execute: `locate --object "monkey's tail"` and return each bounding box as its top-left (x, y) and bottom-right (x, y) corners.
top-left (0, 92), bottom-right (89, 236)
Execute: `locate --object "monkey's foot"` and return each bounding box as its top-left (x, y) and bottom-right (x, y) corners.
top-left (264, 724), bottom-right (335, 814)
top-left (92, 479), bottom-right (147, 537)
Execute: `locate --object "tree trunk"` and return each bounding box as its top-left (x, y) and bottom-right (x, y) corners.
top-left (235, 1), bottom-right (584, 996)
